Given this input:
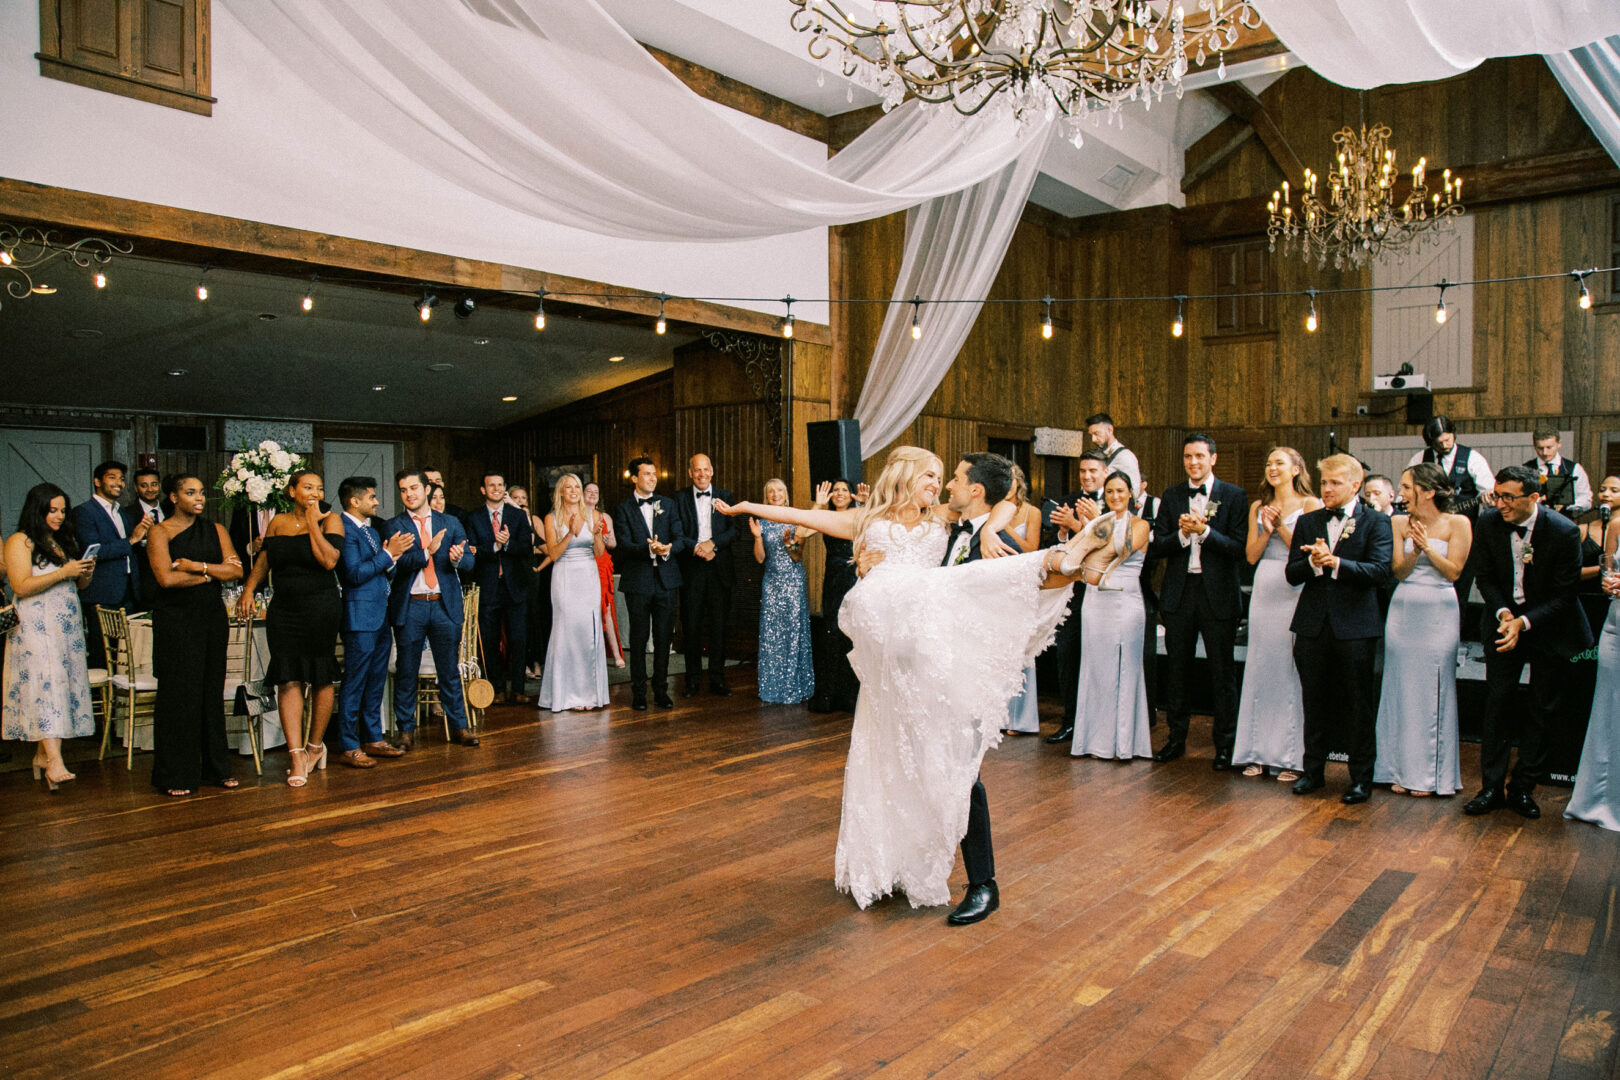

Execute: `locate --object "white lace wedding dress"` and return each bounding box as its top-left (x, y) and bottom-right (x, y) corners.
top-left (834, 518), bottom-right (1074, 908)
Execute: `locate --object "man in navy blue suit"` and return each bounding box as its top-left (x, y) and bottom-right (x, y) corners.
top-left (1284, 454), bottom-right (1394, 805)
top-left (612, 457), bottom-right (689, 710)
top-left (1148, 434), bottom-right (1249, 768)
top-left (71, 459), bottom-right (150, 667)
top-left (384, 469), bottom-right (480, 749)
top-left (464, 471), bottom-right (534, 704)
top-left (334, 476), bottom-right (415, 767)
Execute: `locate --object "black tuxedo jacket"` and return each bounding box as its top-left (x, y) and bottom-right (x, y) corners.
top-left (1284, 501), bottom-right (1394, 639)
top-left (1471, 507), bottom-right (1592, 659)
top-left (1148, 478), bottom-right (1248, 618)
top-left (674, 486), bottom-right (737, 581)
top-left (1040, 489), bottom-right (1103, 548)
top-left (612, 494), bottom-right (689, 595)
top-left (464, 502), bottom-right (535, 603)
top-left (942, 523), bottom-right (1020, 567)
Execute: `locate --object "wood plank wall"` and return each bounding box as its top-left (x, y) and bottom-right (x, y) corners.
top-left (829, 57), bottom-right (1620, 503)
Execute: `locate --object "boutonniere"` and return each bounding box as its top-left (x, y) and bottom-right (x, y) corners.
top-left (1522, 543), bottom-right (1534, 566)
top-left (1204, 500), bottom-right (1221, 519)
top-left (652, 504), bottom-right (665, 518)
top-left (1341, 516), bottom-right (1358, 540)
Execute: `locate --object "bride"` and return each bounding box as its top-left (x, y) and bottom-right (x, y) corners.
top-left (718, 446), bottom-right (1107, 909)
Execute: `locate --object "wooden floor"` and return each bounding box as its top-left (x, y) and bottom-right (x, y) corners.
top-left (2, 676), bottom-right (1617, 1080)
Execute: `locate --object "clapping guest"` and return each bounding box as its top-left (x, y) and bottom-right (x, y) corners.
top-left (537, 474), bottom-right (610, 712)
top-left (466, 471), bottom-right (534, 704)
top-left (514, 485), bottom-right (553, 679)
top-left (583, 482), bottom-right (624, 669)
top-left (132, 467), bottom-right (166, 603)
top-left (1042, 450), bottom-right (1109, 744)
top-left (675, 454), bottom-right (738, 696)
top-left (753, 479), bottom-right (815, 705)
top-left (1070, 472), bottom-right (1153, 760)
top-left (1373, 464), bottom-right (1472, 797)
top-left (72, 459), bottom-right (149, 666)
top-left (1566, 538), bottom-right (1620, 831)
top-left (1577, 475), bottom-right (1620, 589)
top-left (810, 479), bottom-right (860, 713)
top-left (146, 474), bottom-right (244, 796)
top-left (1004, 466), bottom-right (1043, 734)
top-left (2, 484), bottom-right (95, 791)
top-left (611, 458), bottom-right (688, 710)
top-left (237, 471), bottom-right (344, 787)
top-left (1232, 448), bottom-right (1320, 782)
top-left (333, 476), bottom-right (413, 769)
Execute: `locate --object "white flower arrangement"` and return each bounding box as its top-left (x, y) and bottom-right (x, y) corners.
top-left (217, 439), bottom-right (306, 513)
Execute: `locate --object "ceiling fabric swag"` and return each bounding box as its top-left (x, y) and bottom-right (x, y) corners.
top-left (1547, 37), bottom-right (1620, 167)
top-left (1249, 0), bottom-right (1620, 90)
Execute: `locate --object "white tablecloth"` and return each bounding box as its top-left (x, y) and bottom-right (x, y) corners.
top-left (123, 618), bottom-right (286, 755)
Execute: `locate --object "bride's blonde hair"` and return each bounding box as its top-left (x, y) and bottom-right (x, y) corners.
top-left (853, 445), bottom-right (943, 550)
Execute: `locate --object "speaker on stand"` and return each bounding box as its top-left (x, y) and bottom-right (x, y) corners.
top-left (806, 419), bottom-right (862, 491)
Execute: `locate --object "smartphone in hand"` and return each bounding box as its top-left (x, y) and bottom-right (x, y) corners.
top-left (81, 543), bottom-right (102, 562)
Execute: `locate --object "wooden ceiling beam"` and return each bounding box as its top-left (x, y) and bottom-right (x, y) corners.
top-left (1181, 114), bottom-right (1258, 193)
top-left (1199, 82), bottom-right (1304, 187)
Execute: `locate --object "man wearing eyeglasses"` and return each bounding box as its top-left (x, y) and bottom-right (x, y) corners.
top-left (1466, 465), bottom-right (1591, 820)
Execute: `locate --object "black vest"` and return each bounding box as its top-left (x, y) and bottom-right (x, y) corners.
top-left (1422, 444), bottom-right (1479, 498)
top-left (1524, 455), bottom-right (1575, 481)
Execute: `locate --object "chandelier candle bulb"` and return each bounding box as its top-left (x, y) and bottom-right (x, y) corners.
top-left (93, 271), bottom-right (105, 289)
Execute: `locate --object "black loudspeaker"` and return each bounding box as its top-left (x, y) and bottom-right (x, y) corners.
top-left (1406, 393), bottom-right (1434, 426)
top-left (807, 419), bottom-right (862, 491)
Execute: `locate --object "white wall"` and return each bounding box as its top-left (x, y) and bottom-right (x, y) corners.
top-left (0, 3), bottom-right (831, 323)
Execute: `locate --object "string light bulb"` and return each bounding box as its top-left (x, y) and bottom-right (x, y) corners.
top-left (301, 274), bottom-right (317, 313)
top-left (1171, 296), bottom-right (1185, 338)
top-left (655, 294), bottom-right (667, 335)
top-left (416, 290), bottom-right (437, 322)
top-left (93, 270), bottom-right (106, 289)
top-left (195, 263), bottom-right (210, 302)
top-left (781, 296), bottom-right (795, 339)
top-left (910, 298), bottom-right (922, 340)
top-left (1434, 279), bottom-right (1449, 325)
top-left (1574, 270), bottom-right (1592, 310)
top-left (0, 250), bottom-right (11, 266)
top-left (1305, 289), bottom-right (1318, 332)
top-left (1041, 297), bottom-right (1054, 340)
top-left (534, 289), bottom-right (546, 330)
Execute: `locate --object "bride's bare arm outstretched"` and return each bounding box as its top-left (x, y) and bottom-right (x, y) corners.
top-left (715, 499), bottom-right (856, 541)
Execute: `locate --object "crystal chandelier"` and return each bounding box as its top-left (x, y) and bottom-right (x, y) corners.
top-left (1267, 123), bottom-right (1464, 270)
top-left (788, 1), bottom-right (1262, 136)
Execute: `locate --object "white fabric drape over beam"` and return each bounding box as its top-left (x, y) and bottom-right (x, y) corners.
top-left (1548, 37), bottom-right (1620, 167)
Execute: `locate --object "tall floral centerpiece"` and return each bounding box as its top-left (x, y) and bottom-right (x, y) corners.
top-left (217, 440), bottom-right (305, 514)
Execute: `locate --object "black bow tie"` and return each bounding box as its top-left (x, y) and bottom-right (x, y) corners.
top-left (694, 489), bottom-right (710, 498)
top-left (1327, 507), bottom-right (1347, 521)
top-left (1512, 524), bottom-right (1528, 539)
top-left (949, 520), bottom-right (974, 537)
top-left (1189, 485), bottom-right (1207, 498)
top-left (638, 497), bottom-right (657, 507)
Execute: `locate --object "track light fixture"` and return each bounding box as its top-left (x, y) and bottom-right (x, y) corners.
top-left (453, 295), bottom-right (477, 319)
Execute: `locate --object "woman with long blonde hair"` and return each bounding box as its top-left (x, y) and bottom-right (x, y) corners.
top-left (751, 478), bottom-right (815, 704)
top-left (718, 446), bottom-right (1096, 913)
top-left (536, 473), bottom-right (609, 711)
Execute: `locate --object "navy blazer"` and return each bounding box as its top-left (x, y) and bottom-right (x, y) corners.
top-left (337, 515), bottom-right (396, 633)
top-left (674, 486), bottom-right (737, 581)
top-left (464, 502), bottom-right (534, 603)
top-left (71, 498), bottom-right (142, 607)
top-left (382, 510), bottom-right (472, 626)
top-left (1148, 477), bottom-right (1248, 618)
top-left (611, 494), bottom-right (688, 595)
top-left (1471, 506), bottom-right (1592, 659)
top-left (1284, 501), bottom-right (1394, 640)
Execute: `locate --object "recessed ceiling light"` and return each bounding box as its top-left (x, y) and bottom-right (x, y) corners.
top-left (501, 395), bottom-right (518, 402)
top-left (372, 384), bottom-right (387, 391)
top-left (608, 355), bottom-right (625, 363)
top-left (31, 284), bottom-right (56, 295)
top-left (473, 336), bottom-right (491, 346)
top-left (167, 368), bottom-right (188, 377)
top-left (426, 362), bottom-right (454, 373)
top-left (258, 312), bottom-right (279, 321)
top-left (69, 328), bottom-right (103, 340)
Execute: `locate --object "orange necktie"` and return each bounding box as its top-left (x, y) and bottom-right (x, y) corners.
top-left (416, 516), bottom-right (438, 590)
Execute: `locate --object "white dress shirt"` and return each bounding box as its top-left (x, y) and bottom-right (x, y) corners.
top-left (1505, 503), bottom-right (1539, 615)
top-left (137, 499), bottom-right (164, 523)
top-left (637, 496), bottom-right (662, 561)
top-left (1407, 445), bottom-right (1496, 496)
top-left (1179, 480), bottom-right (1212, 572)
top-left (1098, 441), bottom-right (1142, 497)
top-left (692, 487), bottom-right (713, 544)
top-left (1312, 503), bottom-right (1355, 578)
top-left (946, 511), bottom-right (992, 566)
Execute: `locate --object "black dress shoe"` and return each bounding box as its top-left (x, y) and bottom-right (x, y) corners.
top-left (683, 679), bottom-right (701, 697)
top-left (1341, 782), bottom-right (1371, 805)
top-left (632, 697), bottom-right (649, 712)
top-left (654, 691), bottom-right (675, 709)
top-left (1212, 750), bottom-right (1234, 772)
top-left (1152, 742), bottom-right (1185, 763)
top-left (1044, 725), bottom-right (1074, 744)
top-left (451, 729), bottom-right (481, 747)
top-left (1507, 791), bottom-right (1541, 819)
top-left (946, 881), bottom-right (999, 926)
top-left (1292, 774), bottom-right (1325, 795)
top-left (708, 682), bottom-right (731, 697)
top-left (1464, 790), bottom-right (1505, 816)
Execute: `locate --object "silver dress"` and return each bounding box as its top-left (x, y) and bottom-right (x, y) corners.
top-left (1567, 600), bottom-right (1620, 831)
top-left (1072, 518), bottom-right (1151, 759)
top-left (1232, 509), bottom-right (1306, 771)
top-left (537, 528), bottom-right (609, 711)
top-left (1373, 537), bottom-right (1462, 794)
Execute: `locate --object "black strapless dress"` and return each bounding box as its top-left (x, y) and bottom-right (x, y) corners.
top-left (263, 532), bottom-right (343, 686)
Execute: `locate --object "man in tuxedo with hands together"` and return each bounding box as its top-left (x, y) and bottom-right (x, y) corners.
top-left (613, 457), bottom-right (689, 710)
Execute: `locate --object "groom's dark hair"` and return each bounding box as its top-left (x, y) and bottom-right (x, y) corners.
top-left (961, 452), bottom-right (1014, 506)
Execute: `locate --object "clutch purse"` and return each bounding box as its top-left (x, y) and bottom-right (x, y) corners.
top-left (0, 603), bottom-right (18, 637)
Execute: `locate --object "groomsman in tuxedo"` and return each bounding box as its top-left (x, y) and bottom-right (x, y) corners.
top-left (384, 469), bottom-right (480, 748)
top-left (1041, 449), bottom-right (1109, 744)
top-left (72, 459), bottom-right (149, 666)
top-left (675, 453), bottom-right (737, 696)
top-left (131, 467), bottom-right (166, 609)
top-left (334, 476), bottom-right (413, 767)
top-left (1284, 455), bottom-right (1394, 804)
top-left (465, 471), bottom-right (534, 703)
top-left (1148, 434), bottom-right (1248, 767)
top-left (1465, 465), bottom-right (1592, 818)
top-left (612, 457), bottom-right (689, 710)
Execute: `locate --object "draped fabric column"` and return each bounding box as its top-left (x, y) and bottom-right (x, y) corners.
top-left (1547, 37), bottom-right (1620, 167)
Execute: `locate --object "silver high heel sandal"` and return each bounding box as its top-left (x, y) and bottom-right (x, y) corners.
top-left (306, 742), bottom-right (328, 771)
top-left (286, 747), bottom-right (310, 788)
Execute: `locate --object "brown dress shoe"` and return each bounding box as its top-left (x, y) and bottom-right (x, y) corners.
top-left (510, 693), bottom-right (532, 704)
top-left (396, 732), bottom-right (416, 751)
top-left (338, 749), bottom-right (376, 769)
top-left (451, 729), bottom-right (481, 747)
top-left (362, 741), bottom-right (407, 759)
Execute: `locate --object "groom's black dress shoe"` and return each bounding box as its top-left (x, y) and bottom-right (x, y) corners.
top-left (1508, 791), bottom-right (1541, 819)
top-left (947, 881), bottom-right (999, 926)
top-left (1341, 783), bottom-right (1371, 805)
top-left (1044, 725), bottom-right (1074, 745)
top-left (1291, 774), bottom-right (1325, 795)
top-left (654, 690), bottom-right (675, 709)
top-left (1212, 750), bottom-right (1234, 772)
top-left (1152, 742), bottom-right (1185, 763)
top-left (1464, 790), bottom-right (1505, 815)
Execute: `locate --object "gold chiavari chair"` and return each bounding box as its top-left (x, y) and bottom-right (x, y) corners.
top-left (222, 614), bottom-right (263, 775)
top-left (97, 606), bottom-right (157, 770)
top-left (413, 585), bottom-right (486, 739)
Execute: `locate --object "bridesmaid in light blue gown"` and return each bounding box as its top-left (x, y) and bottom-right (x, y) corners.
top-left (1373, 464), bottom-right (1472, 796)
top-left (753, 479), bottom-right (815, 705)
top-left (1567, 544), bottom-right (1620, 831)
top-left (1233, 447), bottom-right (1321, 781)
top-left (1004, 467), bottom-right (1044, 735)
top-left (537, 474), bottom-right (610, 711)
top-left (1071, 472), bottom-right (1154, 760)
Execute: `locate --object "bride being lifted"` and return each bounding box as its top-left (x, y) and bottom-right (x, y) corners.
top-left (718, 446), bottom-right (1122, 914)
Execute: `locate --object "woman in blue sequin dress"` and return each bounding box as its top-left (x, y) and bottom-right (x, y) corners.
top-left (753, 478), bottom-right (815, 705)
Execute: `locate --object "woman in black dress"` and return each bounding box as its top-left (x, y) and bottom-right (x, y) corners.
top-left (146, 473), bottom-right (244, 796)
top-left (1579, 475), bottom-right (1620, 593)
top-left (236, 470), bottom-right (343, 787)
top-left (810, 478), bottom-right (861, 713)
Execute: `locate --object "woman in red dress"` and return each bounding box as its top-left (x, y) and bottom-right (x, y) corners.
top-left (583, 482), bottom-right (625, 668)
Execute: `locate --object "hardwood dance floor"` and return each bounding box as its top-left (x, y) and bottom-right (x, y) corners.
top-left (2, 677), bottom-right (1617, 1079)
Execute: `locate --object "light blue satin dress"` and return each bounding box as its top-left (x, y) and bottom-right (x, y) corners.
top-left (1373, 538), bottom-right (1462, 794)
top-left (1567, 600), bottom-right (1620, 831)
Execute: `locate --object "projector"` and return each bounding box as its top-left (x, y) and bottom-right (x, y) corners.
top-left (1373, 373), bottom-right (1431, 393)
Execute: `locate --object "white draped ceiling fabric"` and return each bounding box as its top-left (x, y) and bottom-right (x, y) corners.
top-left (1548, 37), bottom-right (1620, 167)
top-left (229, 0), bottom-right (1620, 457)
